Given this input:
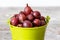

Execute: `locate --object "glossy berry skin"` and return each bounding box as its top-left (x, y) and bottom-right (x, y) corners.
top-left (14, 14), bottom-right (19, 19)
top-left (10, 17), bottom-right (19, 26)
top-left (33, 19), bottom-right (41, 26)
top-left (40, 16), bottom-right (45, 21)
top-left (19, 11), bottom-right (25, 14)
top-left (23, 20), bottom-right (32, 27)
top-left (10, 4), bottom-right (46, 28)
top-left (27, 14), bottom-right (34, 21)
top-left (24, 4), bottom-right (32, 16)
top-left (40, 20), bottom-right (45, 26)
top-left (17, 24), bottom-right (23, 27)
top-left (19, 13), bottom-right (26, 23)
top-left (32, 11), bottom-right (41, 18)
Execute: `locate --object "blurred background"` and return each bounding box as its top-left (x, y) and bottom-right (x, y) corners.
top-left (0, 7), bottom-right (60, 40)
top-left (0, 0), bottom-right (60, 40)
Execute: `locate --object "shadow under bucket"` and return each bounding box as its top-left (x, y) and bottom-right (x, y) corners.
top-left (8, 16), bottom-right (50, 40)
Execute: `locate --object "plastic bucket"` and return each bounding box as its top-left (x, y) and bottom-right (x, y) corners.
top-left (8, 16), bottom-right (50, 40)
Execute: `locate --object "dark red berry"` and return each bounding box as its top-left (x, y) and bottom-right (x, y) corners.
top-left (19, 11), bottom-right (25, 14)
top-left (23, 20), bottom-right (32, 27)
top-left (24, 4), bottom-right (33, 16)
top-left (27, 14), bottom-right (34, 21)
top-left (19, 13), bottom-right (26, 23)
top-left (40, 16), bottom-right (45, 21)
top-left (33, 19), bottom-right (41, 26)
top-left (10, 17), bottom-right (19, 26)
top-left (32, 11), bottom-right (41, 18)
top-left (14, 14), bottom-right (19, 19)
top-left (40, 20), bottom-right (45, 26)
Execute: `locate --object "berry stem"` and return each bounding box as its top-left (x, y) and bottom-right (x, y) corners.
top-left (27, 3), bottom-right (28, 7)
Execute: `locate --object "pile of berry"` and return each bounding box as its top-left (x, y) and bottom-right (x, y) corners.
top-left (10, 4), bottom-right (46, 28)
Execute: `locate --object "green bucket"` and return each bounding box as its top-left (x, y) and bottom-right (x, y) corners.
top-left (8, 16), bottom-right (50, 40)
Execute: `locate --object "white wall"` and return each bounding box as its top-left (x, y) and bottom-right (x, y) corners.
top-left (0, 0), bottom-right (60, 7)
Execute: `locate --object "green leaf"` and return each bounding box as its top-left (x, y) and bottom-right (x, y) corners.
top-left (45, 16), bottom-right (50, 24)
